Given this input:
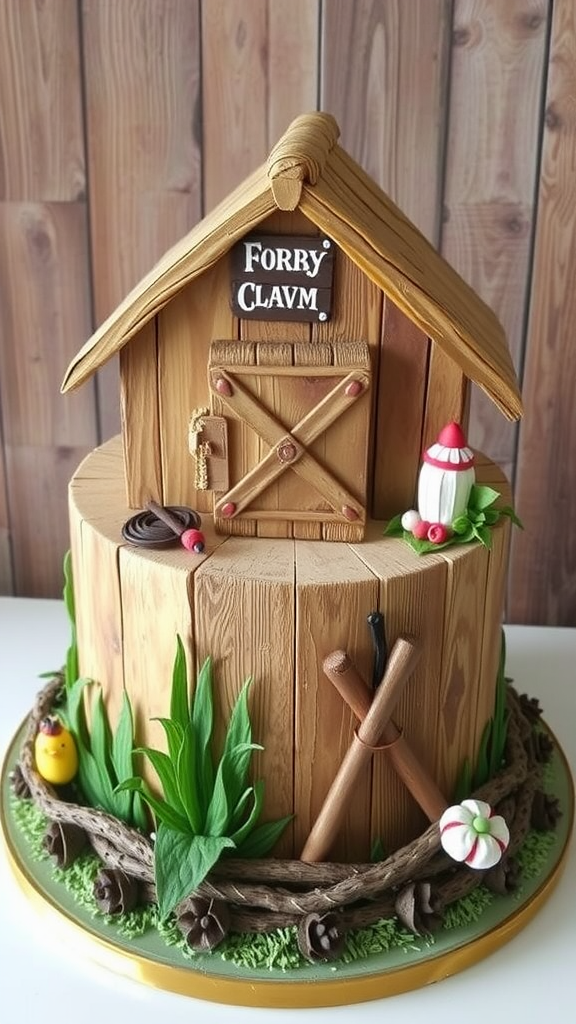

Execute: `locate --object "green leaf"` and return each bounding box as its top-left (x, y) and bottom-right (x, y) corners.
top-left (455, 525), bottom-right (475, 543)
top-left (205, 742), bottom-right (261, 837)
top-left (453, 757), bottom-right (472, 803)
top-left (230, 779), bottom-right (264, 847)
top-left (384, 513), bottom-right (404, 537)
top-left (484, 509), bottom-right (499, 525)
top-left (235, 815), bottom-right (292, 858)
top-left (176, 724), bottom-right (202, 833)
top-left (66, 676), bottom-right (92, 748)
top-left (499, 505), bottom-right (524, 528)
top-left (63, 550), bottom-right (76, 625)
top-left (135, 746), bottom-right (187, 817)
top-left (62, 552), bottom-right (79, 691)
top-left (117, 777), bottom-right (190, 833)
top-left (170, 636), bottom-right (189, 731)
top-left (90, 688), bottom-right (113, 777)
top-left (131, 790), bottom-right (149, 833)
top-left (151, 717), bottom-right (185, 764)
top-left (468, 485), bottom-right (500, 511)
top-left (472, 524), bottom-right (492, 548)
top-left (228, 785), bottom-right (255, 833)
top-left (452, 515), bottom-right (471, 535)
top-left (154, 825), bottom-right (235, 919)
top-left (404, 533), bottom-right (454, 555)
top-left (191, 657), bottom-right (215, 816)
top-left (76, 743), bottom-right (104, 808)
top-left (110, 691), bottom-right (136, 819)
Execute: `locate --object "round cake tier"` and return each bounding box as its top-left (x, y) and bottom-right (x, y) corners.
top-left (69, 437), bottom-right (512, 860)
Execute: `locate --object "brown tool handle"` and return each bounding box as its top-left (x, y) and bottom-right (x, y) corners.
top-left (147, 499), bottom-right (184, 537)
top-left (301, 636), bottom-right (420, 863)
top-left (322, 650), bottom-right (448, 822)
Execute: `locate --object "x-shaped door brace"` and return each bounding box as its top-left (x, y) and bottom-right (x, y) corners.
top-left (209, 364), bottom-right (371, 523)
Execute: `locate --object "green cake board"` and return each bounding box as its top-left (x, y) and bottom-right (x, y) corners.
top-left (1, 717), bottom-right (573, 1008)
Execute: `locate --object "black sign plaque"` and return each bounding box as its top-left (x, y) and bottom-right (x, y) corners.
top-left (230, 234), bottom-right (334, 323)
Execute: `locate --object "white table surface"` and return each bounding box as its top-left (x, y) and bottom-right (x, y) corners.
top-left (0, 597), bottom-right (574, 1023)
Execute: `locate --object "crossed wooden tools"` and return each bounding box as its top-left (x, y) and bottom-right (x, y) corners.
top-left (300, 636), bottom-right (449, 863)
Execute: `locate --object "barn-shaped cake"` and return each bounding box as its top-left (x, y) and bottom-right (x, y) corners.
top-left (62, 113), bottom-right (522, 860)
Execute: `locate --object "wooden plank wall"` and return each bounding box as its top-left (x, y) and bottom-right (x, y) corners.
top-left (0, 0), bottom-right (573, 626)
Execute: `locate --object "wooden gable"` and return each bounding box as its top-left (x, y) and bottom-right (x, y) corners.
top-left (62, 113), bottom-right (522, 533)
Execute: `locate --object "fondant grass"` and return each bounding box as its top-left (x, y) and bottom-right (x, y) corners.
top-left (516, 830), bottom-right (557, 881)
top-left (8, 789), bottom-right (561, 971)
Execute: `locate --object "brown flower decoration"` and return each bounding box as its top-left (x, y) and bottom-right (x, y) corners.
top-left (484, 855), bottom-right (521, 896)
top-left (394, 881), bottom-right (443, 936)
top-left (9, 763), bottom-right (31, 800)
top-left (531, 790), bottom-right (562, 831)
top-left (176, 897), bottom-right (230, 951)
top-left (44, 821), bottom-right (87, 867)
top-left (297, 911), bottom-right (346, 962)
top-left (93, 869), bottom-right (139, 915)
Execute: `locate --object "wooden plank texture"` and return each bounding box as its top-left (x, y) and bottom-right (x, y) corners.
top-left (193, 537), bottom-right (295, 854)
top-left (509, 0), bottom-right (576, 625)
top-left (0, 0), bottom-right (85, 201)
top-left (442, 0), bottom-right (550, 475)
top-left (294, 541), bottom-right (378, 861)
top-left (158, 260), bottom-right (237, 514)
top-left (82, 0), bottom-right (202, 437)
top-left (321, 0), bottom-right (450, 243)
top-left (0, 438), bottom-right (12, 594)
top-left (120, 319), bottom-right (162, 508)
top-left (351, 527), bottom-right (448, 850)
top-left (0, 0), bottom-right (572, 630)
top-left (0, 203), bottom-right (96, 595)
top-left (202, 0), bottom-right (319, 209)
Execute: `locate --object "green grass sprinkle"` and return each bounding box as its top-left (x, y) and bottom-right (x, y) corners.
top-left (342, 918), bottom-right (422, 961)
top-left (222, 927), bottom-right (303, 970)
top-left (442, 886), bottom-right (494, 929)
top-left (8, 790), bottom-right (562, 972)
top-left (516, 829), bottom-right (557, 881)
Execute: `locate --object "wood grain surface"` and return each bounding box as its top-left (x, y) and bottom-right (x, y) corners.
top-left (0, 0), bottom-right (572, 627)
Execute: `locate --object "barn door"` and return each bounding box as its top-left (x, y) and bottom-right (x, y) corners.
top-left (207, 340), bottom-right (371, 541)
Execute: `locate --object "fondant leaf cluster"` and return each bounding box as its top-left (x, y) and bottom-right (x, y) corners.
top-left (385, 485), bottom-right (522, 555)
top-left (58, 553), bottom-right (147, 831)
top-left (118, 639), bottom-right (291, 919)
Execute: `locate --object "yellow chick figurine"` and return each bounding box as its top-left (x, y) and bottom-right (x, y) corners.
top-left (34, 717), bottom-right (78, 785)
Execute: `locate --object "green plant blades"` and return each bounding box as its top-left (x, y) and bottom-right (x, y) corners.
top-left (66, 676), bottom-right (92, 749)
top-left (205, 742), bottom-right (261, 837)
top-left (191, 656), bottom-right (215, 814)
top-left (235, 814), bottom-right (292, 858)
top-left (90, 688), bottom-right (114, 776)
top-left (116, 778), bottom-right (190, 834)
top-left (62, 551), bottom-right (78, 691)
top-left (170, 636), bottom-right (189, 731)
top-left (151, 717), bottom-right (184, 764)
top-left (154, 824), bottom-right (235, 919)
top-left (469, 485), bottom-right (500, 510)
top-left (135, 747), bottom-right (187, 818)
top-left (230, 779), bottom-right (264, 847)
top-left (112, 693), bottom-right (140, 821)
top-left (175, 724), bottom-right (202, 833)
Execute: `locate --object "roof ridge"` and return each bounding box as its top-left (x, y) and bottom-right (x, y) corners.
top-left (267, 111), bottom-right (340, 210)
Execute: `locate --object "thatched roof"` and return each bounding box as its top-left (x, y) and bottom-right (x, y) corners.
top-left (62, 112), bottom-right (522, 420)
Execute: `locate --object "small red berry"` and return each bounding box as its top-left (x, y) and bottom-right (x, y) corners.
top-left (427, 523), bottom-right (449, 544)
top-left (412, 520), bottom-right (431, 540)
